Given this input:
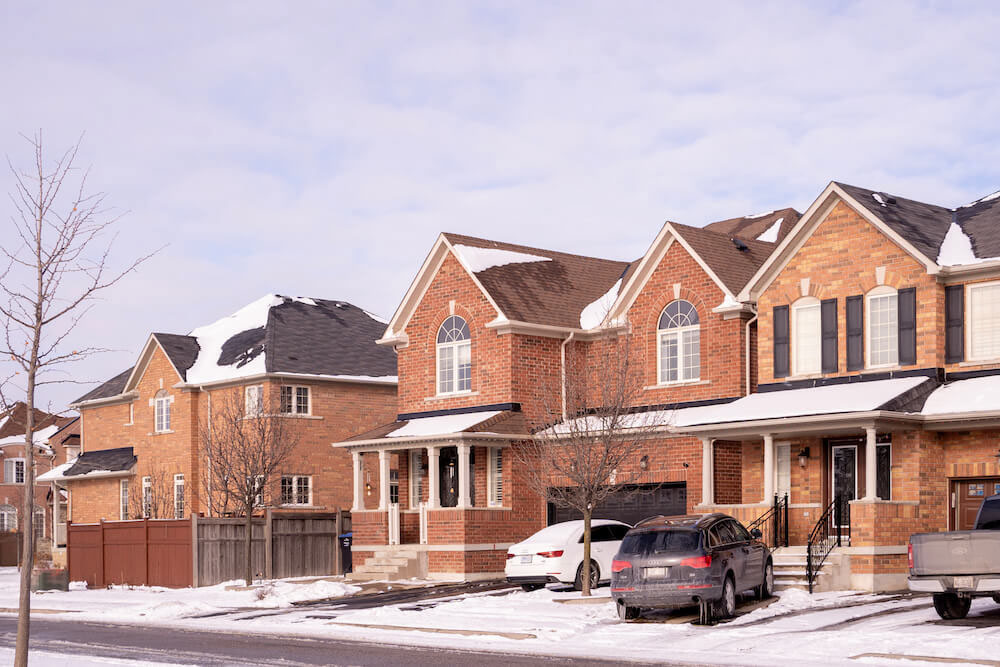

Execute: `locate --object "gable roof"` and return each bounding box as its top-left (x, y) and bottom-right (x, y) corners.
top-left (74, 367), bottom-right (134, 404)
top-left (152, 333), bottom-right (200, 380)
top-left (703, 208), bottom-right (801, 245)
top-left (667, 222), bottom-right (779, 297)
top-left (0, 403), bottom-right (74, 440)
top-left (953, 191), bottom-right (1000, 261)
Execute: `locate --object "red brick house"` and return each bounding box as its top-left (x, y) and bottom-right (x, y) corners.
top-left (43, 295), bottom-right (397, 536)
top-left (677, 182), bottom-right (1000, 591)
top-left (338, 215), bottom-right (796, 581)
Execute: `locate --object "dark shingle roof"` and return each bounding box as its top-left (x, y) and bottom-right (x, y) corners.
top-left (443, 233), bottom-right (632, 329)
top-left (74, 367), bottom-right (134, 404)
top-left (955, 193), bottom-right (1000, 260)
top-left (64, 446), bottom-right (136, 477)
top-left (703, 208), bottom-right (801, 245)
top-left (669, 222), bottom-right (778, 295)
top-left (152, 333), bottom-right (200, 380)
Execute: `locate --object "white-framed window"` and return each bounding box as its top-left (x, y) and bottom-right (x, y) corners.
top-left (174, 474), bottom-right (185, 518)
top-left (33, 507), bottom-right (44, 541)
top-left (245, 384), bottom-right (264, 417)
top-left (142, 476), bottom-right (152, 518)
top-left (280, 475), bottom-right (311, 506)
top-left (792, 297), bottom-right (821, 376)
top-left (128, 402), bottom-right (134, 425)
top-left (279, 385), bottom-right (310, 415)
top-left (967, 281), bottom-right (1000, 361)
top-left (154, 390), bottom-right (171, 432)
top-left (437, 315), bottom-right (471, 394)
top-left (3, 458), bottom-right (25, 484)
top-left (409, 450), bottom-right (424, 507)
top-left (120, 479), bottom-right (129, 520)
top-left (488, 447), bottom-right (504, 507)
top-left (250, 475), bottom-right (264, 507)
top-left (657, 300), bottom-right (700, 383)
top-left (776, 443), bottom-right (791, 500)
top-left (0, 505), bottom-right (16, 532)
top-left (389, 469), bottom-right (399, 505)
top-left (866, 286), bottom-right (898, 368)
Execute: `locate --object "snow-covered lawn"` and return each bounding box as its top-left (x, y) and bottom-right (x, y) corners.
top-left (3, 566), bottom-right (1000, 665)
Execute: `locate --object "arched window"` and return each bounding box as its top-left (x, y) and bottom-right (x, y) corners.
top-left (437, 315), bottom-right (471, 394)
top-left (792, 296), bottom-right (821, 376)
top-left (867, 286), bottom-right (898, 368)
top-left (658, 300), bottom-right (700, 383)
top-left (154, 389), bottom-right (171, 433)
top-left (0, 505), bottom-right (16, 532)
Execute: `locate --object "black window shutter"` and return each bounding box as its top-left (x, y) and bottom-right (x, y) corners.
top-left (773, 305), bottom-right (790, 378)
top-left (821, 298), bottom-right (838, 374)
top-left (897, 287), bottom-right (917, 366)
top-left (846, 295), bottom-right (864, 371)
top-left (945, 285), bottom-right (965, 363)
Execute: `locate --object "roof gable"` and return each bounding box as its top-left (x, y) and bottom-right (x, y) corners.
top-left (703, 208), bottom-right (801, 244)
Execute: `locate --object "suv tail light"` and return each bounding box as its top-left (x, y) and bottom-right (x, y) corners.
top-left (908, 543), bottom-right (914, 570)
top-left (680, 555), bottom-right (713, 569)
top-left (611, 559), bottom-right (632, 573)
top-left (537, 550), bottom-right (564, 559)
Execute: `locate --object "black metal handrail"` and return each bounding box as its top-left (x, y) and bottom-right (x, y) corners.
top-left (806, 496), bottom-right (850, 593)
top-left (747, 493), bottom-right (789, 550)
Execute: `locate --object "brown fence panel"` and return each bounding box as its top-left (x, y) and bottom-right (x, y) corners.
top-left (67, 523), bottom-right (104, 587)
top-left (0, 533), bottom-right (21, 567)
top-left (148, 519), bottom-right (193, 588)
top-left (272, 516), bottom-right (337, 579)
top-left (196, 518), bottom-right (267, 587)
top-left (102, 521), bottom-right (147, 586)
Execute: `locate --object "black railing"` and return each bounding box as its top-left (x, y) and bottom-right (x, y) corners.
top-left (747, 493), bottom-right (789, 550)
top-left (806, 496), bottom-right (850, 593)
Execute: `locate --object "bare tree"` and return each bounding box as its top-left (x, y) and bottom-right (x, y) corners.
top-left (515, 331), bottom-right (669, 596)
top-left (199, 389), bottom-right (302, 585)
top-left (1, 132), bottom-right (154, 666)
top-left (127, 463), bottom-right (174, 520)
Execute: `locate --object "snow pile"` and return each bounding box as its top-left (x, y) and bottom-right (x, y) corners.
top-left (251, 579), bottom-right (360, 608)
top-left (138, 599), bottom-right (217, 619)
top-left (451, 244), bottom-right (551, 273)
top-left (388, 411), bottom-right (503, 438)
top-left (715, 294), bottom-right (741, 310)
top-left (936, 222), bottom-right (979, 266)
top-left (872, 192), bottom-right (888, 207)
top-left (756, 217), bottom-right (783, 243)
top-left (68, 580), bottom-right (88, 591)
top-left (579, 279), bottom-right (621, 329)
top-left (922, 375), bottom-right (1000, 415)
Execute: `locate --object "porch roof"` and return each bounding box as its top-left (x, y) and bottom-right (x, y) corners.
top-left (921, 375), bottom-right (1000, 429)
top-left (37, 446), bottom-right (137, 482)
top-left (336, 410), bottom-right (530, 449)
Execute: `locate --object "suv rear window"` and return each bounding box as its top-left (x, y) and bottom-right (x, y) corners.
top-left (976, 497), bottom-right (1000, 530)
top-left (620, 530), bottom-right (701, 555)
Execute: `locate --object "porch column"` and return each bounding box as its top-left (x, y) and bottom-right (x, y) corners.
top-left (457, 443), bottom-right (471, 508)
top-left (864, 427), bottom-right (878, 500)
top-left (762, 434), bottom-right (775, 504)
top-left (351, 451), bottom-right (364, 511)
top-left (426, 446), bottom-right (440, 509)
top-left (378, 449), bottom-right (391, 511)
top-left (50, 483), bottom-right (58, 549)
top-left (700, 438), bottom-right (714, 506)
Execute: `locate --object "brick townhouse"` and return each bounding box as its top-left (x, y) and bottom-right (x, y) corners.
top-left (40, 295), bottom-right (397, 538)
top-left (677, 181), bottom-right (1000, 591)
top-left (335, 210), bottom-right (798, 581)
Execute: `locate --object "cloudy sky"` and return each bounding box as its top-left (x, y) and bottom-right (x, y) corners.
top-left (2, 1), bottom-right (1000, 411)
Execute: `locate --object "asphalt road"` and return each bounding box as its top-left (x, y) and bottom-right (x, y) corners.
top-left (0, 616), bottom-right (671, 666)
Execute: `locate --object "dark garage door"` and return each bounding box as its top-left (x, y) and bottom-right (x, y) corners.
top-left (547, 482), bottom-right (687, 527)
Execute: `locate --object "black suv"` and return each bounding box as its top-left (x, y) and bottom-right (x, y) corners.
top-left (610, 513), bottom-right (773, 621)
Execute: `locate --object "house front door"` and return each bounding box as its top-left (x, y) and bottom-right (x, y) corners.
top-left (831, 444), bottom-right (857, 530)
top-left (440, 447), bottom-right (458, 507)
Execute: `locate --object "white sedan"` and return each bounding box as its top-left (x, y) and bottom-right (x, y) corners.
top-left (504, 519), bottom-right (632, 591)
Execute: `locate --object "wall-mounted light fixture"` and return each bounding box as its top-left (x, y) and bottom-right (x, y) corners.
top-left (640, 455), bottom-right (649, 471)
top-left (798, 447), bottom-right (811, 469)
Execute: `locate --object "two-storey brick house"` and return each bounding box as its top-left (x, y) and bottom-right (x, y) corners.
top-left (43, 295), bottom-right (397, 529)
top-left (678, 181), bottom-right (1000, 591)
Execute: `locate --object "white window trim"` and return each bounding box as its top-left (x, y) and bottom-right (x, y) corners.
top-left (775, 442), bottom-right (791, 501)
top-left (791, 297), bottom-right (822, 377)
top-left (656, 324), bottom-right (701, 385)
top-left (0, 506), bottom-right (16, 532)
top-left (409, 450), bottom-right (424, 507)
top-left (279, 385), bottom-right (312, 415)
top-left (280, 475), bottom-right (313, 506)
top-left (436, 340), bottom-right (472, 396)
top-left (487, 447), bottom-right (504, 507)
top-left (142, 476), bottom-right (152, 518)
top-left (153, 392), bottom-right (174, 433)
top-left (865, 286), bottom-right (899, 370)
top-left (174, 474), bottom-right (185, 518)
top-left (4, 458), bottom-right (25, 484)
top-left (966, 280), bottom-right (1000, 362)
top-left (120, 479), bottom-right (129, 520)
top-left (245, 385), bottom-right (264, 417)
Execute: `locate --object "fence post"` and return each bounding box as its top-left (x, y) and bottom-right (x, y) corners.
top-left (264, 508), bottom-right (273, 581)
top-left (783, 494), bottom-right (789, 548)
top-left (98, 519), bottom-right (105, 588)
top-left (66, 520), bottom-right (72, 580)
top-left (334, 509), bottom-right (342, 576)
top-left (144, 518), bottom-right (150, 586)
top-left (191, 513), bottom-right (199, 588)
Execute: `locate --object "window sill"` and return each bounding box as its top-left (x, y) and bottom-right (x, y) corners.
top-left (862, 364), bottom-right (901, 373)
top-left (959, 358), bottom-right (1000, 367)
top-left (425, 391), bottom-right (478, 402)
top-left (123, 422), bottom-right (133, 427)
top-left (150, 430), bottom-right (175, 436)
top-left (644, 379), bottom-right (710, 390)
top-left (276, 413), bottom-right (322, 420)
top-left (279, 504), bottom-right (318, 509)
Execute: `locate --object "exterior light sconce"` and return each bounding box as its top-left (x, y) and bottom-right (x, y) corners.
top-left (798, 447), bottom-right (810, 468)
top-left (639, 455), bottom-right (649, 471)
top-left (682, 462), bottom-right (690, 469)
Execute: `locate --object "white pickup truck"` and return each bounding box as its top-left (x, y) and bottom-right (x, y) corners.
top-left (908, 493), bottom-right (1000, 619)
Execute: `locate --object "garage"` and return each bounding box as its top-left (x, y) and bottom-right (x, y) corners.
top-left (953, 478), bottom-right (1000, 530)
top-left (546, 482), bottom-right (687, 527)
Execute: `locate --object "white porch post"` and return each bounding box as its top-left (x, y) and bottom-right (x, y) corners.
top-left (351, 451), bottom-right (364, 511)
top-left (700, 438), bottom-right (714, 506)
top-left (864, 427), bottom-right (878, 500)
top-left (378, 450), bottom-right (391, 511)
top-left (51, 483), bottom-right (59, 549)
top-left (457, 443), bottom-right (471, 508)
top-left (426, 446), bottom-right (440, 509)
top-left (762, 434), bottom-right (775, 504)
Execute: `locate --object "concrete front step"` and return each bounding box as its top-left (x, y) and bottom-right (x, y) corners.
top-left (348, 547), bottom-right (427, 581)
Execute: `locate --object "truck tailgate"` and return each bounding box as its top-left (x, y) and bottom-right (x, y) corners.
top-left (911, 531), bottom-right (1000, 576)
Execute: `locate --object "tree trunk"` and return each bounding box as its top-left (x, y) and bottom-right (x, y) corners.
top-left (244, 509), bottom-right (253, 586)
top-left (581, 506), bottom-right (592, 597)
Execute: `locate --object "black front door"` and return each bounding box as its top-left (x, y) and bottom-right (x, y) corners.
top-left (831, 444), bottom-right (857, 529)
top-left (440, 447), bottom-right (458, 507)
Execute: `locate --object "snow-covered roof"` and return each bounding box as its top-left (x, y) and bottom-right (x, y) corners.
top-left (341, 409), bottom-right (530, 447)
top-left (579, 279), bottom-right (621, 329)
top-left (535, 403), bottom-right (722, 437)
top-left (921, 376), bottom-right (1000, 415)
top-left (756, 217), bottom-right (784, 243)
top-left (451, 244), bottom-right (551, 273)
top-left (387, 411), bottom-right (504, 438)
top-left (0, 424), bottom-right (60, 454)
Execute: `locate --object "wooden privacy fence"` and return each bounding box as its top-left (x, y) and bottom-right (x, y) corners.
top-left (68, 511), bottom-right (350, 588)
top-left (0, 532), bottom-right (22, 567)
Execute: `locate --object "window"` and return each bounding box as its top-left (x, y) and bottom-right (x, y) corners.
top-left (876, 443), bottom-right (891, 500)
top-left (174, 474), bottom-right (185, 518)
top-left (968, 282), bottom-right (1000, 360)
top-left (250, 475), bottom-right (264, 507)
top-left (867, 287), bottom-right (898, 367)
top-left (776, 443), bottom-right (791, 500)
top-left (280, 475), bottom-right (311, 505)
top-left (730, 521), bottom-right (751, 543)
top-left (409, 450), bottom-right (424, 507)
top-left (154, 390), bottom-right (171, 432)
top-left (3, 458), bottom-right (25, 484)
top-left (657, 300), bottom-right (700, 383)
top-left (142, 476), bottom-right (152, 518)
top-left (0, 505), bottom-right (16, 532)
top-left (488, 447), bottom-right (503, 506)
top-left (120, 479), bottom-right (129, 520)
top-left (792, 298), bottom-right (821, 375)
top-left (245, 385), bottom-right (263, 417)
top-left (279, 386), bottom-right (310, 414)
top-left (437, 315), bottom-right (471, 394)
top-left (128, 402), bottom-right (134, 425)
top-left (33, 508), bottom-right (44, 541)
top-left (389, 470), bottom-right (399, 505)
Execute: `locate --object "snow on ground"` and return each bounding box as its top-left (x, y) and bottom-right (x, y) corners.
top-left (450, 244), bottom-right (551, 273)
top-left (0, 647), bottom-right (186, 666)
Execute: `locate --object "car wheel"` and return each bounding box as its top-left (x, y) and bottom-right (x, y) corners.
top-left (756, 561), bottom-right (774, 600)
top-left (617, 600), bottom-right (640, 620)
top-left (714, 575), bottom-right (737, 619)
top-left (933, 593), bottom-right (972, 620)
top-left (574, 560), bottom-right (600, 591)
top-left (520, 583), bottom-right (544, 592)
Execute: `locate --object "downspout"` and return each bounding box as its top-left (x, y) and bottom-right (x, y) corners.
top-left (745, 308), bottom-right (758, 396)
top-left (561, 332), bottom-right (576, 421)
top-left (200, 386), bottom-right (212, 517)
